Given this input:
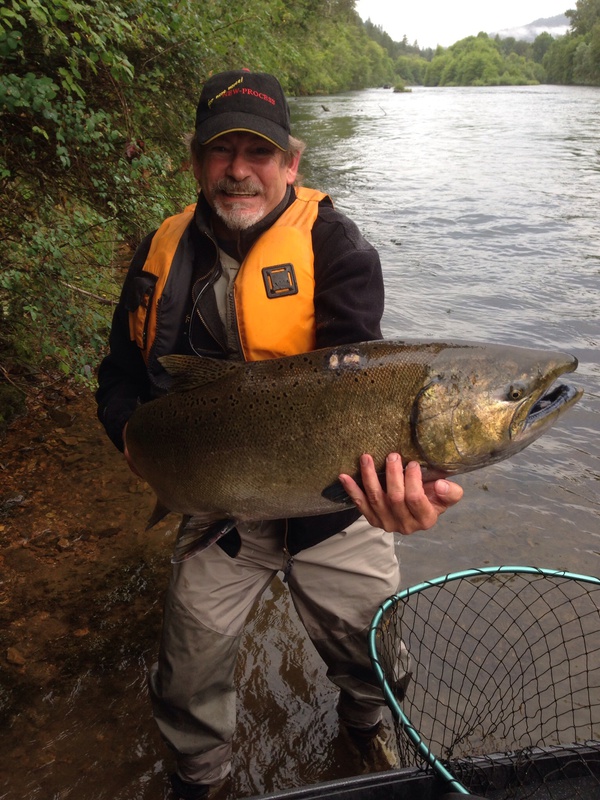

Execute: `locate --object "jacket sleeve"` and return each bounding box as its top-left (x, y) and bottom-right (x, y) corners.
top-left (311, 203), bottom-right (384, 348)
top-left (95, 233), bottom-right (155, 451)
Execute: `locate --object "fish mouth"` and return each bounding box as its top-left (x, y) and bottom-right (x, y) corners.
top-left (513, 382), bottom-right (583, 440)
top-left (529, 383), bottom-right (581, 421)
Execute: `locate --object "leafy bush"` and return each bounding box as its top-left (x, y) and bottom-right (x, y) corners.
top-left (0, 0), bottom-right (395, 423)
top-left (424, 33), bottom-right (546, 86)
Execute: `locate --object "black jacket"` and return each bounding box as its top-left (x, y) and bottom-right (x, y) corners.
top-left (96, 186), bottom-right (385, 555)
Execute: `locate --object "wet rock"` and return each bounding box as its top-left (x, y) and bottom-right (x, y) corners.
top-left (0, 494), bottom-right (25, 515)
top-left (62, 453), bottom-right (85, 467)
top-left (7, 646), bottom-right (26, 666)
top-left (30, 529), bottom-right (59, 549)
top-left (96, 526), bottom-right (121, 539)
top-left (128, 481), bottom-right (148, 494)
top-left (59, 435), bottom-right (80, 447)
top-left (48, 408), bottom-right (74, 427)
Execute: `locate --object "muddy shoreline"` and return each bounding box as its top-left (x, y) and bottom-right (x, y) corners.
top-left (0, 387), bottom-right (178, 797)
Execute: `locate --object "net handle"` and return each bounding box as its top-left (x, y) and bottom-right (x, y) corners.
top-left (368, 565), bottom-right (600, 796)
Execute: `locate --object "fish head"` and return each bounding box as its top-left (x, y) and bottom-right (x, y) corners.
top-left (411, 344), bottom-right (582, 476)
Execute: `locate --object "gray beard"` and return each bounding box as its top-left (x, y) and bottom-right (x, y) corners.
top-left (212, 199), bottom-right (267, 231)
top-left (211, 178), bottom-right (267, 231)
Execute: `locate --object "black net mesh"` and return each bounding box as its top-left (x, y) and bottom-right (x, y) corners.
top-left (371, 567), bottom-right (600, 799)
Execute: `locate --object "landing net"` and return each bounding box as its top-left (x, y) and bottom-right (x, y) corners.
top-left (369, 566), bottom-right (600, 798)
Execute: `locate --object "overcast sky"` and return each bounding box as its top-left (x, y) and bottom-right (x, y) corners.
top-left (354, 1), bottom-right (570, 49)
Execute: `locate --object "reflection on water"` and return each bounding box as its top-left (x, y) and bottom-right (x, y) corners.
top-left (2, 85), bottom-right (599, 800)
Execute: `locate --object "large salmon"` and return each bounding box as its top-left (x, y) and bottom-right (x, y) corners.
top-left (125, 340), bottom-right (582, 561)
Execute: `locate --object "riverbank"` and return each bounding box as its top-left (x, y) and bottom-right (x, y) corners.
top-left (0, 385), bottom-right (178, 798)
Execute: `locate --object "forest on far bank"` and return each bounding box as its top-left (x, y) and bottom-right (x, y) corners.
top-left (367, 0), bottom-right (600, 88)
top-left (0, 0), bottom-right (599, 427)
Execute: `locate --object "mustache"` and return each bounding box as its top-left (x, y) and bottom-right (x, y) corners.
top-left (215, 178), bottom-right (263, 195)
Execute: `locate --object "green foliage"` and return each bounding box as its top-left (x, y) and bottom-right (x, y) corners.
top-left (572, 24), bottom-right (600, 83)
top-left (2, 0), bottom-right (596, 411)
top-left (363, 20), bottom-right (427, 60)
top-left (543, 0), bottom-right (600, 84)
top-left (544, 31), bottom-right (585, 82)
top-left (567, 0), bottom-right (600, 36)
top-left (0, 0), bottom-right (394, 400)
top-left (0, 0), bottom-right (185, 391)
top-left (424, 33), bottom-right (545, 87)
top-left (532, 32), bottom-right (555, 63)
top-left (259, 2), bottom-right (394, 93)
top-left (394, 55), bottom-right (429, 85)
top-left (495, 37), bottom-right (532, 59)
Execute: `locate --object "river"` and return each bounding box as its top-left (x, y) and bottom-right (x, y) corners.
top-left (2, 85), bottom-right (599, 800)
top-left (291, 84), bottom-right (600, 584)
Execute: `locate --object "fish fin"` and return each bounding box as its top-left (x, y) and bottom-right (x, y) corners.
top-left (171, 516), bottom-right (237, 564)
top-left (145, 500), bottom-right (173, 530)
top-left (321, 479), bottom-right (353, 504)
top-left (159, 354), bottom-right (243, 391)
top-left (321, 471), bottom-right (388, 504)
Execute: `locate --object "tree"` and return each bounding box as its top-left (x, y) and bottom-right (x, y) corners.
top-left (0, 0), bottom-right (402, 397)
top-left (424, 33), bottom-right (543, 87)
top-left (532, 32), bottom-right (555, 63)
top-left (567, 0), bottom-right (600, 36)
top-left (395, 54), bottom-right (429, 84)
top-left (572, 22), bottom-right (600, 82)
top-left (543, 33), bottom-right (583, 82)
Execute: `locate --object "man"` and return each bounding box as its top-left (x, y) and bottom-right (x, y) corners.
top-left (96, 69), bottom-right (463, 800)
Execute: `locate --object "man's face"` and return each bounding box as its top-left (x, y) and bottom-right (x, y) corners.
top-left (195, 132), bottom-right (300, 232)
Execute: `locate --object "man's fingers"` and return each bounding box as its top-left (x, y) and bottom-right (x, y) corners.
top-left (338, 461), bottom-right (387, 529)
top-left (339, 453), bottom-right (463, 535)
top-left (358, 454), bottom-right (383, 501)
top-left (399, 460), bottom-right (438, 530)
top-left (382, 453), bottom-right (405, 502)
top-left (423, 478), bottom-right (464, 511)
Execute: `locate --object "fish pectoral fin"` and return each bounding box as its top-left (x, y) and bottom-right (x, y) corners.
top-left (171, 516), bottom-right (237, 564)
top-left (146, 500), bottom-right (173, 531)
top-left (321, 479), bottom-right (353, 504)
top-left (158, 354), bottom-right (243, 391)
top-left (321, 471), bottom-right (388, 504)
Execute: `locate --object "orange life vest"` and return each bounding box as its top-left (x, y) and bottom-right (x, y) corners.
top-left (128, 186), bottom-right (328, 362)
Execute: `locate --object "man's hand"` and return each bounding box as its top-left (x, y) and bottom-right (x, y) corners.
top-left (338, 453), bottom-right (463, 535)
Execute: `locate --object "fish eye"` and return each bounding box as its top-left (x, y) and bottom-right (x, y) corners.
top-left (507, 383), bottom-right (525, 401)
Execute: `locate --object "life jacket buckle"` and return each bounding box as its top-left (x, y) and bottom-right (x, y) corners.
top-left (262, 263), bottom-right (298, 298)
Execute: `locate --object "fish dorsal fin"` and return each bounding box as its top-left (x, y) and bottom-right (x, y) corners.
top-left (158, 355), bottom-right (243, 391)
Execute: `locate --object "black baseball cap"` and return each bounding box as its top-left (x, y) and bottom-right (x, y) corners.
top-left (195, 70), bottom-right (291, 151)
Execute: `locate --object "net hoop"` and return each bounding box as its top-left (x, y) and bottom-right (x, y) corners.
top-left (368, 565), bottom-right (600, 796)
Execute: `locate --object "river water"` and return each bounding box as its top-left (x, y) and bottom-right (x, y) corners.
top-left (291, 84), bottom-right (600, 582)
top-left (3, 85), bottom-right (599, 800)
